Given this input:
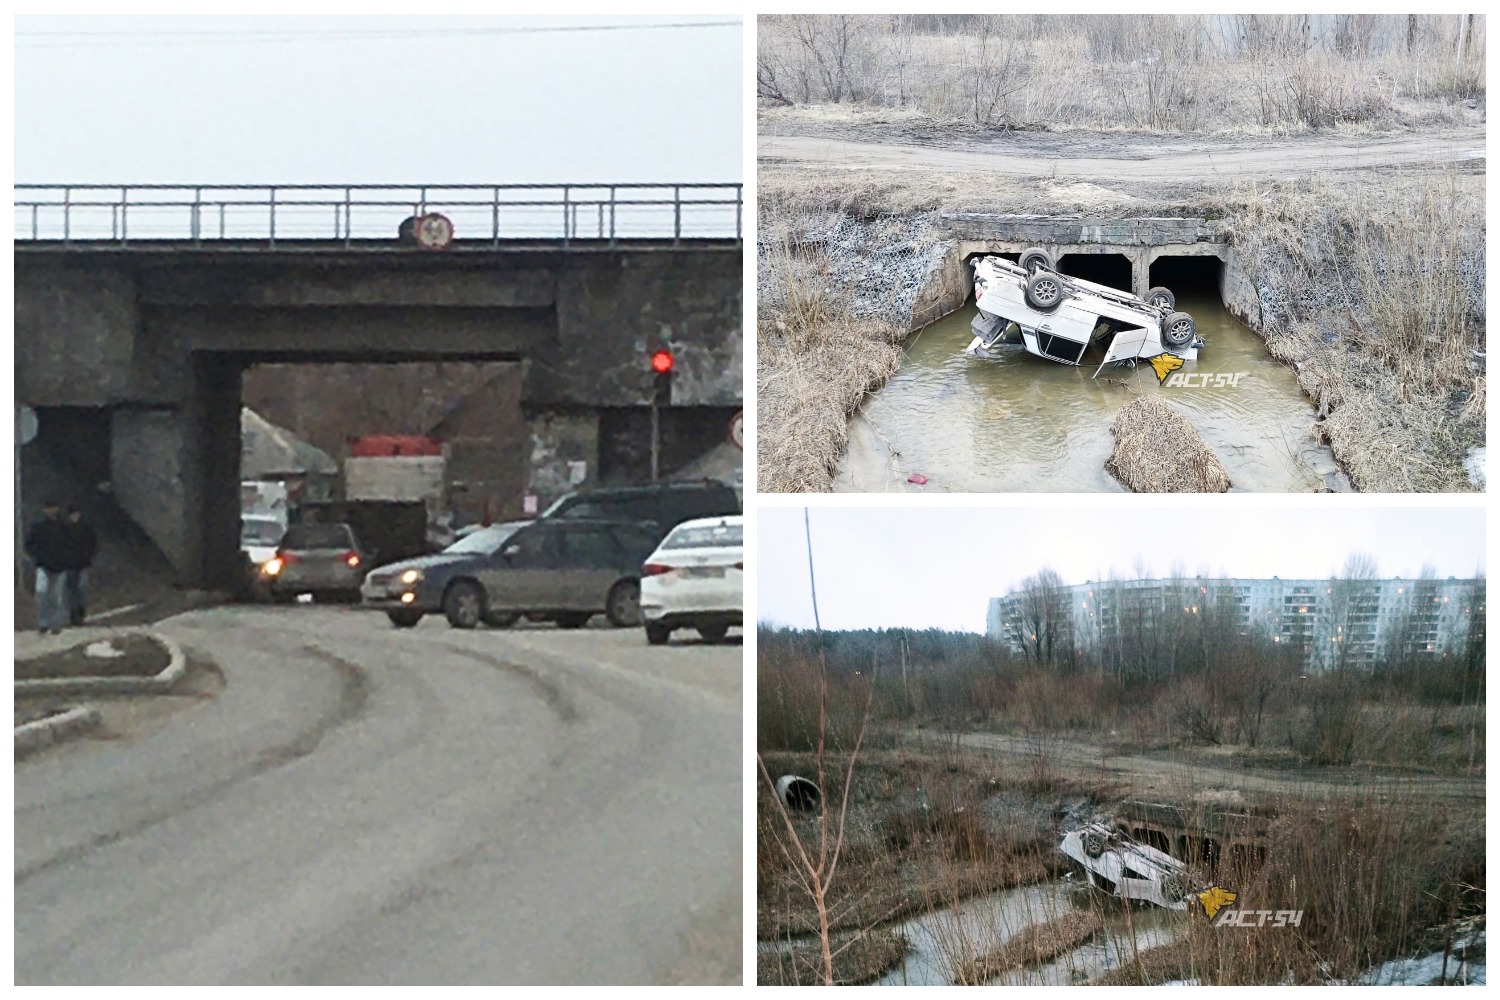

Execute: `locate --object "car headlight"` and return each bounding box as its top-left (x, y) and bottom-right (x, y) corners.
top-left (400, 569), bottom-right (422, 585)
top-left (262, 557), bottom-right (284, 577)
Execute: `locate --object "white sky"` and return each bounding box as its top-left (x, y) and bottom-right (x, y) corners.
top-left (758, 506), bottom-right (1487, 633)
top-left (13, 15), bottom-right (741, 184)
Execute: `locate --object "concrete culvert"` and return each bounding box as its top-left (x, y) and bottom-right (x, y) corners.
top-left (1107, 396), bottom-right (1230, 493)
top-left (775, 775), bottom-right (823, 813)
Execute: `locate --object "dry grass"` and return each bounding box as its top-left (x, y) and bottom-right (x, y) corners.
top-left (757, 230), bottom-right (906, 493)
top-left (1106, 396), bottom-right (1232, 492)
top-left (757, 928), bottom-right (908, 985)
top-left (1234, 170), bottom-right (1485, 491)
top-left (760, 15), bottom-right (1484, 134)
top-left (953, 909), bottom-right (1104, 984)
top-left (757, 745), bottom-right (1079, 938)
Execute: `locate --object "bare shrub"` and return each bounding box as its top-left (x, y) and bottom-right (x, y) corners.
top-left (758, 14), bottom-right (1484, 133)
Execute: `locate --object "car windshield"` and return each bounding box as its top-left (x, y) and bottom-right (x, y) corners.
top-left (280, 524), bottom-right (353, 549)
top-left (241, 519), bottom-right (283, 546)
top-left (444, 523), bottom-right (524, 555)
top-left (661, 522), bottom-right (742, 549)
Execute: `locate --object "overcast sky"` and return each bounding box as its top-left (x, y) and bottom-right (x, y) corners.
top-left (14, 15), bottom-right (741, 184)
top-left (758, 506), bottom-right (1487, 633)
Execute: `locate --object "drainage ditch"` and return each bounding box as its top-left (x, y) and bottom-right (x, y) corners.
top-left (826, 216), bottom-right (1348, 492)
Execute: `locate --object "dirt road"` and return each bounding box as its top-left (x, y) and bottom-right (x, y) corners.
top-left (758, 124), bottom-right (1485, 182)
top-left (916, 729), bottom-right (1483, 803)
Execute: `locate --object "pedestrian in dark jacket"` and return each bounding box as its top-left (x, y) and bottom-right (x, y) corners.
top-left (23, 500), bottom-right (70, 634)
top-left (63, 506), bottom-right (99, 626)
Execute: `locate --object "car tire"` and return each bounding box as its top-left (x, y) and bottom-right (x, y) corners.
top-left (555, 613), bottom-right (590, 629)
top-left (1145, 286), bottom-right (1176, 311)
top-left (1019, 247), bottom-right (1055, 275)
top-left (1083, 832), bottom-right (1107, 859)
top-left (443, 580), bottom-right (485, 629)
top-left (1024, 271), bottom-right (1064, 311)
top-left (1162, 311), bottom-right (1197, 347)
top-left (697, 624), bottom-right (729, 643)
top-left (646, 623), bottom-right (671, 646)
top-left (605, 579), bottom-right (642, 627)
top-left (483, 611), bottom-right (518, 628)
top-left (387, 610), bottom-right (423, 628)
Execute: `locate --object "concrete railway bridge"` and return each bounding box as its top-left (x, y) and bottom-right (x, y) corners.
top-left (15, 183), bottom-right (743, 588)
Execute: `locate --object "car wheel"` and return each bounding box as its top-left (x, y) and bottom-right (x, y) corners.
top-left (443, 580), bottom-right (485, 629)
top-left (605, 579), bottom-right (642, 627)
top-left (1024, 271), bottom-right (1064, 311)
top-left (387, 610), bottom-right (423, 629)
top-left (1018, 246), bottom-right (1055, 275)
top-left (646, 623), bottom-right (671, 646)
top-left (1162, 311), bottom-right (1197, 347)
top-left (483, 611), bottom-right (518, 628)
top-left (697, 624), bottom-right (729, 643)
top-left (1145, 286), bottom-right (1176, 311)
top-left (555, 613), bottom-right (590, 629)
top-left (1083, 832), bottom-right (1107, 859)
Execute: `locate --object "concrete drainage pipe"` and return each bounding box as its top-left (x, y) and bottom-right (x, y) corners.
top-left (775, 775), bottom-right (823, 813)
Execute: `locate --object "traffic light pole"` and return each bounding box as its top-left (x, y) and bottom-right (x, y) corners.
top-left (650, 401), bottom-right (660, 483)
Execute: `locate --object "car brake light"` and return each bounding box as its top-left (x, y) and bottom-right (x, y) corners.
top-left (345, 551), bottom-right (361, 568)
top-left (277, 550), bottom-right (299, 564)
top-left (643, 563), bottom-right (672, 576)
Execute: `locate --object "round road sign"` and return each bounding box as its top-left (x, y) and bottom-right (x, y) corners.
top-left (729, 410), bottom-right (743, 451)
top-left (416, 212), bottom-right (455, 249)
top-left (17, 406), bottom-right (39, 446)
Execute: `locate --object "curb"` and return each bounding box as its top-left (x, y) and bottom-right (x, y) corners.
top-left (15, 704), bottom-right (103, 756)
top-left (14, 628), bottom-right (188, 698)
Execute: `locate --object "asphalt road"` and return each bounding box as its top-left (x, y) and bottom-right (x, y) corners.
top-left (14, 606), bottom-right (742, 985)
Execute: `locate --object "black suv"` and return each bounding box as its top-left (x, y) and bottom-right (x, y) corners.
top-left (540, 481), bottom-right (740, 541)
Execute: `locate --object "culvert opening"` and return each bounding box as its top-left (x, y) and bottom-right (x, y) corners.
top-left (1058, 253), bottom-right (1132, 292)
top-left (1149, 254), bottom-right (1225, 299)
top-left (775, 775), bottom-right (823, 813)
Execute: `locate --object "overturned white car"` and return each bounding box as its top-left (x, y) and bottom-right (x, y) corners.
top-left (966, 249), bottom-right (1205, 374)
top-left (1060, 823), bottom-right (1193, 911)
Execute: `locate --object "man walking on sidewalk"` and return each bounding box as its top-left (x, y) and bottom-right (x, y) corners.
top-left (62, 505), bottom-right (99, 626)
top-left (23, 500), bottom-right (70, 635)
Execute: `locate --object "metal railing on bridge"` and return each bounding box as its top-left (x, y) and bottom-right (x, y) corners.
top-left (14, 183), bottom-right (743, 248)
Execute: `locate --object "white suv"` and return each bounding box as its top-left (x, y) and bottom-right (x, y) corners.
top-left (967, 248), bottom-right (1204, 372)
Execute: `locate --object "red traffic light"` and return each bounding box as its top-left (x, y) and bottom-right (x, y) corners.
top-left (650, 350), bottom-right (674, 374)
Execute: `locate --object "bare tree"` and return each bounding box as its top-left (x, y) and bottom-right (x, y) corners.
top-left (1013, 567), bottom-right (1070, 670)
top-left (757, 509), bottom-right (872, 986)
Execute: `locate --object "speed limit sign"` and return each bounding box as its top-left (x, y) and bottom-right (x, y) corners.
top-left (415, 213), bottom-right (455, 249)
top-left (729, 410), bottom-right (743, 451)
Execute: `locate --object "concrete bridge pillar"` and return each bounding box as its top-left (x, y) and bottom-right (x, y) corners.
top-left (111, 354), bottom-right (242, 588)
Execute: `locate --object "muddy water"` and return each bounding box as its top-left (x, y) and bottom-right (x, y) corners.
top-left (872, 880), bottom-right (1185, 986)
top-left (835, 291), bottom-right (1346, 493)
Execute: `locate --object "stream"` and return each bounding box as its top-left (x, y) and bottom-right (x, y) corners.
top-left (835, 290), bottom-right (1348, 493)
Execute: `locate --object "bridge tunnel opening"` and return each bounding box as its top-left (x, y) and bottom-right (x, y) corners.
top-left (223, 359), bottom-right (529, 591)
top-left (1058, 253), bottom-right (1133, 292)
top-left (1149, 254), bottom-right (1225, 301)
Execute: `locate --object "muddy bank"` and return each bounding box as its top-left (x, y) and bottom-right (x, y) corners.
top-left (757, 213), bottom-right (950, 492)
